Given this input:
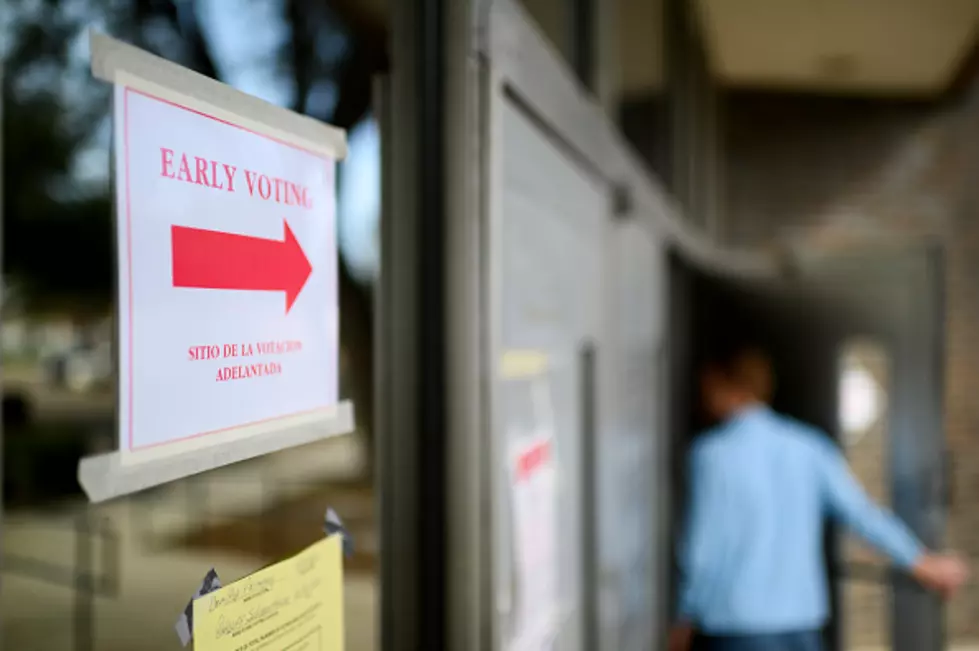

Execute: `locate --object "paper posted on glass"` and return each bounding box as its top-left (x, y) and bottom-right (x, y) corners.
top-left (508, 434), bottom-right (559, 651)
top-left (191, 534), bottom-right (344, 651)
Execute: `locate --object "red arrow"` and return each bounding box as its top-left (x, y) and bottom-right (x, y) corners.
top-left (171, 220), bottom-right (312, 313)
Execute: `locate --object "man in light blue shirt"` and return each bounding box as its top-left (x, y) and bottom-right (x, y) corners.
top-left (670, 347), bottom-right (970, 651)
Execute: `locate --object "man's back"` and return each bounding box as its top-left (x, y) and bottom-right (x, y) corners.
top-left (671, 348), bottom-right (968, 651)
top-left (678, 406), bottom-right (922, 636)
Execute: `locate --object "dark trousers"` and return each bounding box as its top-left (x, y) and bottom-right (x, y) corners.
top-left (694, 629), bottom-right (823, 651)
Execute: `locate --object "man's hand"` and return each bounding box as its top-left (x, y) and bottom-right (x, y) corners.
top-left (668, 623), bottom-right (694, 651)
top-left (911, 552), bottom-right (971, 598)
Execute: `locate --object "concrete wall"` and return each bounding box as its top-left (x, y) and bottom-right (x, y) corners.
top-left (721, 86), bottom-right (979, 646)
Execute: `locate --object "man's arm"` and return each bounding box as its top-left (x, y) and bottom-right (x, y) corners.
top-left (676, 442), bottom-right (724, 624)
top-left (816, 437), bottom-right (971, 596)
top-left (816, 437), bottom-right (922, 568)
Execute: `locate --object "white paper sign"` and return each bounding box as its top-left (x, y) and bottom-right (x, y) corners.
top-left (114, 85), bottom-right (338, 455)
top-left (509, 434), bottom-right (558, 651)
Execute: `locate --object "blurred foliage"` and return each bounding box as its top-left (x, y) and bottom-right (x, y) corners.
top-left (3, 0), bottom-right (120, 310)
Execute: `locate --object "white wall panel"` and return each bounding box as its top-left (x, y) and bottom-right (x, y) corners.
top-left (496, 98), bottom-right (607, 651)
top-left (597, 220), bottom-right (666, 651)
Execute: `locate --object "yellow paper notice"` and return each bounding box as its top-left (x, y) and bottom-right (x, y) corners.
top-left (193, 535), bottom-right (344, 651)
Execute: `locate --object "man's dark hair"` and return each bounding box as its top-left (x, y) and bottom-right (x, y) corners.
top-left (703, 339), bottom-right (774, 402)
top-left (704, 336), bottom-right (758, 373)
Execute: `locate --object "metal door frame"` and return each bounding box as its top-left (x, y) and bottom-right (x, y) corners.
top-left (796, 243), bottom-right (947, 651)
top-left (478, 5), bottom-right (751, 650)
top-left (477, 7), bottom-right (778, 645)
top-left (381, 0), bottom-right (490, 650)
top-left (383, 1), bottom-right (781, 649)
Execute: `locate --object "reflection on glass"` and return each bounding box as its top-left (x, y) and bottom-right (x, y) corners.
top-left (337, 116), bottom-right (380, 286)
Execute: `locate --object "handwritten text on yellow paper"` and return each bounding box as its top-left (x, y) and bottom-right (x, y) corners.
top-left (193, 535), bottom-right (344, 651)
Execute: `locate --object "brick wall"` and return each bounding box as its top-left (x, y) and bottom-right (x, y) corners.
top-left (722, 88), bottom-right (979, 646)
top-left (840, 343), bottom-right (892, 649)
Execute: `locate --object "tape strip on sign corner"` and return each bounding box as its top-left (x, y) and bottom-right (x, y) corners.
top-left (89, 31), bottom-right (347, 160)
top-left (175, 568), bottom-right (222, 647)
top-left (324, 507), bottom-right (354, 558)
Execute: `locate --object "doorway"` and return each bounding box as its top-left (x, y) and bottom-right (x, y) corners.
top-left (665, 244), bottom-right (946, 651)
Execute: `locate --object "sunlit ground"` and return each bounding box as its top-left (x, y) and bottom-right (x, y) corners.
top-left (2, 433), bottom-right (377, 651)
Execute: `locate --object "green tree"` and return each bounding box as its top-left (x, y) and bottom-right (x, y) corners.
top-left (3, 0), bottom-right (121, 312)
